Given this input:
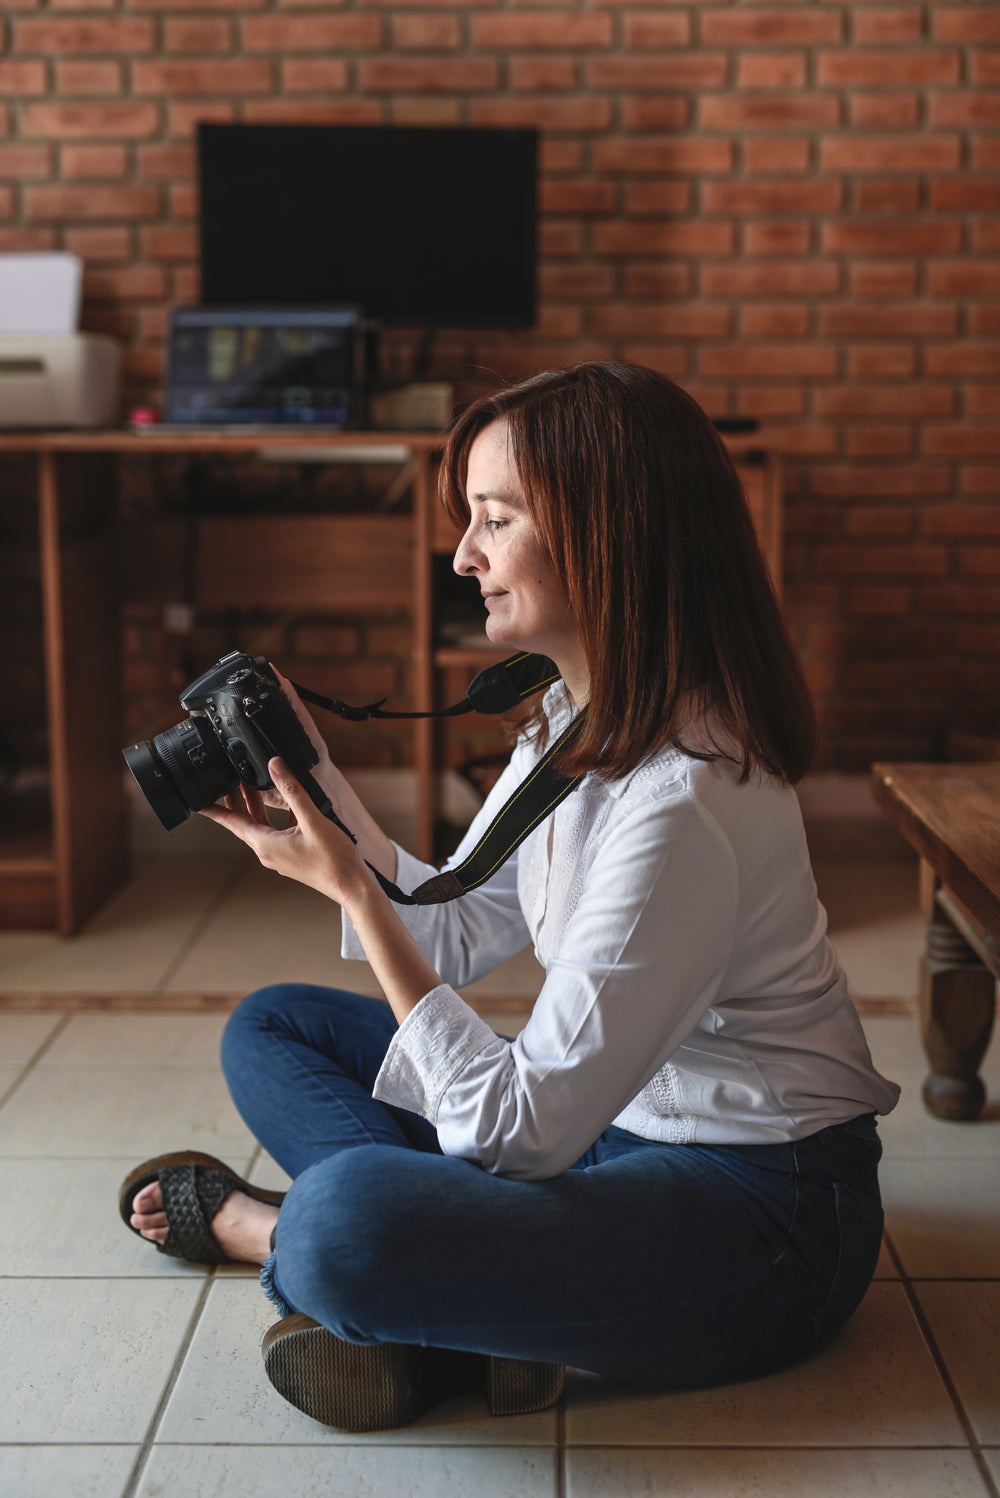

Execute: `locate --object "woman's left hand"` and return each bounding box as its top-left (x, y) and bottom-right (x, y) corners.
top-left (200, 757), bottom-right (373, 906)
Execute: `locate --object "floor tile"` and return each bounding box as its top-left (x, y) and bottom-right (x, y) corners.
top-left (0, 1277), bottom-right (203, 1442)
top-left (0, 1446), bottom-right (139, 1498)
top-left (0, 1011), bottom-right (63, 1064)
top-left (863, 1018), bottom-right (1000, 1161)
top-left (0, 856), bottom-right (243, 994)
top-left (565, 1448), bottom-right (990, 1498)
top-left (816, 858), bottom-right (923, 1000)
top-left (564, 1283), bottom-right (964, 1448)
top-left (136, 1444), bottom-right (558, 1498)
top-left (42, 1012), bottom-right (230, 1067)
top-left (0, 1063), bottom-right (254, 1158)
top-left (984, 1450), bottom-right (1000, 1489)
top-left (0, 1156), bottom-right (251, 1278)
top-left (914, 1282), bottom-right (1000, 1445)
top-left (881, 1157), bottom-right (1000, 1276)
top-left (158, 1278), bottom-right (559, 1448)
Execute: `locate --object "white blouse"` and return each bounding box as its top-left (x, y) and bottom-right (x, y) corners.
top-left (342, 684), bottom-right (900, 1181)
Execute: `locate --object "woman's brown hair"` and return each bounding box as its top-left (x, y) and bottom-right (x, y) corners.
top-left (440, 361), bottom-right (816, 786)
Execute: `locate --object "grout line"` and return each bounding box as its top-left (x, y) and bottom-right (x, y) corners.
top-left (0, 1010), bottom-right (73, 1110)
top-left (884, 1229), bottom-right (1000, 1498)
top-left (120, 1272), bottom-right (217, 1498)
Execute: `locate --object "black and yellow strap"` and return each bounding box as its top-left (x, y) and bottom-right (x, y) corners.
top-left (290, 652), bottom-right (583, 906)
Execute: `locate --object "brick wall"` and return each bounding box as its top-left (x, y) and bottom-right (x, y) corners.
top-left (2, 2), bottom-right (999, 772)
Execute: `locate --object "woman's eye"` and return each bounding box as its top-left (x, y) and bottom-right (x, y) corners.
top-left (485, 518), bottom-right (508, 533)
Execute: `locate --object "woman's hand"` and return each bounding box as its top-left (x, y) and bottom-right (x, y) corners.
top-left (200, 756), bottom-right (372, 906)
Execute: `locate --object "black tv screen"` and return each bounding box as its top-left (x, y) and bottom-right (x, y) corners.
top-left (197, 123), bottom-right (538, 331)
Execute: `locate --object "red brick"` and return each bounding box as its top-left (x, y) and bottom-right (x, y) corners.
top-left (820, 384), bottom-right (954, 419)
top-left (849, 92), bottom-right (921, 129)
top-left (930, 91), bottom-right (1000, 127)
top-left (63, 225), bottom-right (132, 260)
top-left (818, 47), bottom-right (959, 86)
top-left (0, 143), bottom-right (50, 177)
top-left (848, 264), bottom-right (919, 298)
top-left (167, 100), bottom-right (237, 137)
top-left (970, 308), bottom-right (1000, 336)
top-left (923, 425), bottom-right (1000, 457)
top-left (62, 144), bottom-right (128, 179)
top-left (854, 6), bottom-right (926, 44)
top-left (742, 222), bottom-right (812, 256)
top-left (702, 9), bottom-right (842, 45)
top-left (163, 17), bottom-right (232, 51)
top-left (699, 343), bottom-right (838, 379)
top-left (845, 586), bottom-right (911, 616)
top-left (934, 6), bottom-right (1000, 42)
top-left (930, 178), bottom-right (1000, 211)
top-left (22, 101), bottom-right (158, 138)
top-left (623, 181), bottom-right (692, 216)
top-left (742, 138), bottom-right (811, 173)
top-left (391, 15), bottom-right (461, 49)
top-left (700, 94), bottom-right (841, 130)
top-left (702, 179), bottom-right (843, 215)
top-left (700, 261), bottom-right (840, 298)
top-left (0, 228), bottom-right (57, 251)
top-left (623, 265), bottom-right (691, 298)
top-left (736, 385), bottom-right (805, 417)
top-left (923, 504), bottom-right (1000, 538)
top-left (622, 14), bottom-right (691, 47)
top-left (369, 57), bottom-right (502, 90)
top-left (128, 0), bottom-right (267, 9)
top-left (811, 464), bottom-right (951, 496)
top-left (472, 13), bottom-right (613, 48)
top-left (812, 543), bottom-right (948, 577)
top-left (540, 179), bottom-right (616, 215)
top-left (844, 344), bottom-right (918, 377)
top-left (0, 60), bottom-right (47, 93)
top-left (612, 344), bottom-right (690, 379)
top-left (854, 179), bottom-right (921, 214)
top-left (919, 584), bottom-right (1000, 616)
top-left (539, 220), bottom-right (583, 257)
top-left (971, 50), bottom-right (1000, 85)
top-left (971, 137), bottom-right (1000, 171)
top-left (0, 187), bottom-right (13, 219)
top-left (844, 507), bottom-right (914, 539)
top-left (820, 135), bottom-right (960, 173)
top-left (470, 97), bottom-right (613, 131)
top-left (593, 138), bottom-right (733, 174)
top-left (593, 221), bottom-right (735, 257)
top-left (132, 59), bottom-right (272, 93)
top-left (847, 428), bottom-right (915, 459)
top-left (925, 344), bottom-right (1000, 377)
top-left (822, 220), bottom-right (962, 255)
top-left (818, 305), bottom-right (958, 338)
top-left (282, 58), bottom-right (349, 92)
top-left (540, 140), bottom-right (581, 173)
top-left (25, 184), bottom-right (160, 220)
top-left (622, 98), bottom-right (691, 131)
top-left (588, 55), bottom-right (729, 89)
top-left (242, 14), bottom-right (382, 49)
top-left (591, 304), bottom-right (732, 339)
top-left (927, 261), bottom-right (1000, 297)
top-left (737, 52), bottom-right (808, 89)
top-left (740, 304), bottom-right (810, 338)
top-left (136, 143), bottom-right (196, 177)
top-left (244, 99), bottom-right (384, 125)
top-left (952, 625), bottom-right (1000, 654)
top-left (84, 263), bottom-right (166, 300)
top-left (539, 263), bottom-right (615, 300)
top-left (56, 60), bottom-right (123, 94)
top-left (141, 224), bottom-right (198, 261)
top-left (961, 466), bottom-right (1000, 496)
top-left (16, 16), bottom-right (154, 50)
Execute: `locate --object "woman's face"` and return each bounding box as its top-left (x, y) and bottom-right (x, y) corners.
top-left (453, 419), bottom-right (588, 699)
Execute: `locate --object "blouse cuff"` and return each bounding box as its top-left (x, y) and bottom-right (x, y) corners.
top-left (372, 983), bottom-right (500, 1122)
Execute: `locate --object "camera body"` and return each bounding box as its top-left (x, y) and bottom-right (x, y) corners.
top-left (124, 651), bottom-right (318, 831)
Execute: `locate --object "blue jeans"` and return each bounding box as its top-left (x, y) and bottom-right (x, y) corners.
top-left (221, 984), bottom-right (885, 1387)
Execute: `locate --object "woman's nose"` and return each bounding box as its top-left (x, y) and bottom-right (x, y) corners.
top-left (453, 524), bottom-right (481, 577)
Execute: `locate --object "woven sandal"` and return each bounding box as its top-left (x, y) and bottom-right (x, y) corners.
top-left (261, 1314), bottom-right (565, 1432)
top-left (119, 1150), bottom-right (285, 1266)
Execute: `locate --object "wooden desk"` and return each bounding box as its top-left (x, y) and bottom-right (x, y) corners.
top-left (871, 761), bottom-right (1000, 1120)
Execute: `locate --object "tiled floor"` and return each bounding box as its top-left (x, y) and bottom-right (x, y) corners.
top-left (1, 813), bottom-right (998, 1498)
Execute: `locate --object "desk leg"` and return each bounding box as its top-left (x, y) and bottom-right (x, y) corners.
top-left (920, 909), bottom-right (996, 1120)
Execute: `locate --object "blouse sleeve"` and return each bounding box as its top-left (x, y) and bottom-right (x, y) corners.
top-left (373, 781), bottom-right (740, 1180)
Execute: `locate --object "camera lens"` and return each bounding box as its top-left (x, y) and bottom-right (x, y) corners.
top-left (123, 716), bottom-right (236, 831)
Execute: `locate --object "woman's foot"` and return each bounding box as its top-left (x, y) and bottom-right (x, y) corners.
top-left (130, 1179), bottom-right (280, 1264)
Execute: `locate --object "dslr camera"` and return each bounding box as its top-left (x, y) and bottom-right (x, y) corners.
top-left (124, 651), bottom-right (317, 831)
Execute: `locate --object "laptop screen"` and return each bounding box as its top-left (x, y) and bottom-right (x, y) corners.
top-left (164, 306), bottom-right (362, 427)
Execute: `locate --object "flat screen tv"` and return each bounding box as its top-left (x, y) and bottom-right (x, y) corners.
top-left (197, 123), bottom-right (538, 332)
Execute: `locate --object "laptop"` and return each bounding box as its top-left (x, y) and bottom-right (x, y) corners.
top-left (162, 305), bottom-right (364, 429)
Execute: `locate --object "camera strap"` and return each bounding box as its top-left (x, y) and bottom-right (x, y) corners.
top-left (288, 653), bottom-right (585, 906)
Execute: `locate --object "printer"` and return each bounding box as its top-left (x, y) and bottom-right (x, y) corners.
top-left (0, 253), bottom-right (121, 428)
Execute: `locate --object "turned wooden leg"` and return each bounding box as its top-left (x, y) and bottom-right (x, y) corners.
top-left (919, 910), bottom-right (996, 1120)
